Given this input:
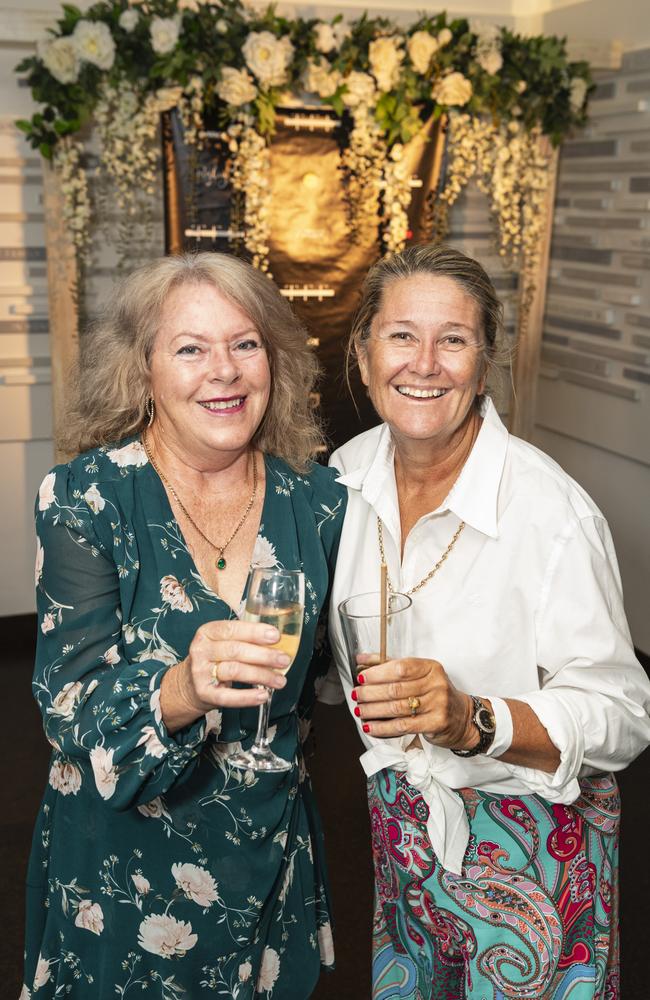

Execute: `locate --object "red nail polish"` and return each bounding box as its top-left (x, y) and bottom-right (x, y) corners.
top-left (354, 706), bottom-right (361, 717)
top-left (358, 673), bottom-right (366, 685)
top-left (350, 689), bottom-right (358, 702)
top-left (362, 724), bottom-right (370, 734)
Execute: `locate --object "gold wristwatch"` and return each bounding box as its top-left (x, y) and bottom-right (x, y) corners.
top-left (451, 695), bottom-right (496, 758)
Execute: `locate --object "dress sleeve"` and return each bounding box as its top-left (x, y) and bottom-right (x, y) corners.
top-left (33, 465), bottom-right (206, 811)
top-left (495, 514), bottom-right (650, 801)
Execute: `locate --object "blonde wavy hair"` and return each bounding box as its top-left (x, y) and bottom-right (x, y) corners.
top-left (61, 253), bottom-right (324, 470)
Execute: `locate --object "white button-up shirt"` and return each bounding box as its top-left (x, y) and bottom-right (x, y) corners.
top-left (325, 397), bottom-right (650, 874)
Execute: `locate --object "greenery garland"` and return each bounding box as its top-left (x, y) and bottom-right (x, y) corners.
top-left (16, 0), bottom-right (593, 270)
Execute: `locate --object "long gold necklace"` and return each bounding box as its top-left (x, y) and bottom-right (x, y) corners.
top-left (143, 433), bottom-right (259, 572)
top-left (377, 516), bottom-right (465, 596)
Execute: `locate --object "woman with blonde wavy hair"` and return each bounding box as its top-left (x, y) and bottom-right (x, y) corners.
top-left (22, 252), bottom-right (346, 999)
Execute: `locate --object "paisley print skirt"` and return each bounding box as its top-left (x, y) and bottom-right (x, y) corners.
top-left (369, 770), bottom-right (620, 1000)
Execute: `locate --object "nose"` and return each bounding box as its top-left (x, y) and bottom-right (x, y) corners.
top-left (408, 338), bottom-right (440, 377)
top-left (208, 345), bottom-right (240, 384)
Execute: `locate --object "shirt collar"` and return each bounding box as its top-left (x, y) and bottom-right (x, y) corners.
top-left (335, 397), bottom-right (508, 539)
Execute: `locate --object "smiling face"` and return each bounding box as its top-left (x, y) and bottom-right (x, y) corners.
top-left (148, 281), bottom-right (271, 467)
top-left (358, 273), bottom-right (487, 454)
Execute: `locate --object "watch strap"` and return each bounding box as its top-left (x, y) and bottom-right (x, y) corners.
top-left (451, 695), bottom-right (496, 758)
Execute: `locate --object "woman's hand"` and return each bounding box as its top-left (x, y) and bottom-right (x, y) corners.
top-left (161, 619), bottom-right (290, 733)
top-left (351, 656), bottom-right (477, 751)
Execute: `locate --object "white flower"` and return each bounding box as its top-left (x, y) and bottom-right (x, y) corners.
top-left (150, 647), bottom-right (178, 667)
top-left (318, 921), bottom-right (335, 965)
top-left (137, 796), bottom-right (169, 819)
top-left (41, 613), bottom-right (55, 635)
top-left (50, 681), bottom-right (83, 718)
top-left (314, 22), bottom-right (336, 54)
top-left (72, 20), bottom-right (116, 71)
top-left (216, 18), bottom-right (228, 34)
top-left (18, 986), bottom-right (30, 1000)
top-left (123, 624), bottom-right (137, 644)
top-left (137, 725), bottom-right (167, 759)
top-left (103, 644), bottom-right (120, 664)
top-left (35, 538), bottom-right (44, 587)
top-left (407, 31), bottom-right (439, 75)
top-left (160, 575), bottom-right (193, 613)
top-left (217, 67), bottom-right (257, 106)
top-left (138, 913), bottom-right (198, 958)
top-left (37, 37), bottom-right (80, 84)
top-left (74, 900), bottom-right (104, 935)
top-left (342, 70), bottom-right (376, 108)
top-left (204, 708), bottom-right (223, 737)
top-left (150, 15), bottom-right (181, 55)
top-left (38, 472), bottom-right (56, 511)
top-left (333, 21), bottom-right (351, 47)
top-left (437, 28), bottom-right (453, 47)
top-left (252, 534), bottom-right (278, 569)
top-left (302, 60), bottom-right (342, 100)
top-left (132, 873), bottom-right (151, 895)
top-left (570, 77), bottom-right (588, 111)
top-left (257, 946), bottom-right (280, 992)
top-left (432, 71), bottom-right (473, 106)
top-left (152, 86), bottom-right (184, 112)
top-left (243, 31), bottom-right (294, 88)
top-left (368, 35), bottom-right (403, 93)
top-left (118, 9), bottom-right (138, 31)
top-left (89, 745), bottom-right (118, 800)
top-left (172, 862), bottom-right (219, 908)
top-left (239, 961), bottom-right (252, 982)
top-left (107, 441), bottom-right (148, 468)
top-left (84, 483), bottom-right (105, 514)
top-left (33, 955), bottom-right (51, 990)
top-left (48, 760), bottom-right (82, 795)
top-left (477, 47), bottom-right (503, 75)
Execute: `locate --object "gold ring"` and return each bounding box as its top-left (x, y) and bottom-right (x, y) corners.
top-left (407, 696), bottom-right (421, 716)
top-left (210, 662), bottom-right (222, 687)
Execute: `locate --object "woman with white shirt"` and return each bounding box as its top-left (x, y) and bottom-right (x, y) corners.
top-left (327, 243), bottom-right (650, 1000)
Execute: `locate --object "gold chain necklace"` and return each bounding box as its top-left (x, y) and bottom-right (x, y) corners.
top-left (142, 433), bottom-right (259, 572)
top-left (377, 516), bottom-right (465, 596)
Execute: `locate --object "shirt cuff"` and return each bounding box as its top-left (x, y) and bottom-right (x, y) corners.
top-left (481, 696), bottom-right (513, 758)
top-left (502, 691), bottom-right (584, 803)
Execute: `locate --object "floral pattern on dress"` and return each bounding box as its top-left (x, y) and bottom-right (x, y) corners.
top-left (22, 442), bottom-right (345, 999)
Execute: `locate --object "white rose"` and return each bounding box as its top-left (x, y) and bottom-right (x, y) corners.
top-left (314, 22), bottom-right (336, 54)
top-left (171, 862), bottom-right (219, 908)
top-left (41, 613), bottom-right (56, 636)
top-left (37, 37), bottom-right (80, 84)
top-left (318, 921), bottom-right (335, 966)
top-left (407, 31), bottom-right (439, 75)
top-left (132, 873), bottom-right (151, 895)
top-left (107, 441), bottom-right (148, 468)
top-left (432, 71), bottom-right (473, 106)
top-left (89, 745), bottom-right (118, 800)
top-left (138, 913), bottom-right (198, 958)
top-left (570, 77), bottom-right (588, 111)
top-left (48, 760), bottom-right (82, 795)
top-left (50, 681), bottom-right (83, 718)
top-left (257, 946), bottom-right (280, 992)
top-left (72, 20), bottom-right (116, 71)
top-left (137, 725), bottom-right (167, 759)
top-left (160, 575), bottom-right (193, 613)
top-left (74, 900), bottom-right (104, 935)
top-left (38, 472), bottom-right (56, 511)
top-left (150, 15), bottom-right (181, 55)
top-left (118, 9), bottom-right (138, 31)
top-left (302, 60), bottom-right (341, 100)
top-left (437, 28), bottom-right (453, 48)
top-left (243, 31), bottom-right (294, 88)
top-left (477, 48), bottom-right (503, 75)
top-left (216, 67), bottom-right (257, 106)
top-left (84, 483), bottom-right (105, 514)
top-left (33, 955), bottom-right (51, 990)
top-left (35, 538), bottom-right (44, 587)
top-left (103, 644), bottom-right (120, 664)
top-left (239, 961), bottom-right (252, 982)
top-left (342, 70), bottom-right (376, 108)
top-left (368, 35), bottom-right (403, 93)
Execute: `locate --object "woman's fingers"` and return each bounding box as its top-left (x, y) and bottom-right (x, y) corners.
top-left (209, 658), bottom-right (287, 691)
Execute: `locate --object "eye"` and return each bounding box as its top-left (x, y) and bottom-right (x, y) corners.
top-left (232, 338), bottom-right (262, 353)
top-left (176, 344), bottom-right (201, 356)
top-left (387, 331), bottom-right (413, 343)
top-left (440, 334), bottom-right (467, 349)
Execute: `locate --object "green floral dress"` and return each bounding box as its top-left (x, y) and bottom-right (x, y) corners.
top-left (22, 438), bottom-right (346, 1000)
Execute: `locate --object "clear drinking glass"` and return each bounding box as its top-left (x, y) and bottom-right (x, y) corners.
top-left (228, 567), bottom-right (305, 773)
top-left (338, 590), bottom-right (412, 685)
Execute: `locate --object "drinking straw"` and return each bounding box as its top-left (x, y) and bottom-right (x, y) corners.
top-left (379, 563), bottom-right (387, 662)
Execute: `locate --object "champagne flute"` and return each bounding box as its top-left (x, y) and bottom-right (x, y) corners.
top-left (228, 568), bottom-right (305, 773)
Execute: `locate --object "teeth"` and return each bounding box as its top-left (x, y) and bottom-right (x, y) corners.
top-left (397, 387), bottom-right (447, 399)
top-left (200, 398), bottom-right (244, 411)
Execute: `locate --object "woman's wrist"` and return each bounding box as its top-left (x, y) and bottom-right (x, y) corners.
top-left (160, 659), bottom-right (204, 733)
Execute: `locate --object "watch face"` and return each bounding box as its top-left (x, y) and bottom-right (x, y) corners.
top-left (476, 706), bottom-right (496, 734)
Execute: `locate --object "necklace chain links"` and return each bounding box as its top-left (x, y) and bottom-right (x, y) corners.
top-left (377, 516), bottom-right (465, 597)
top-left (142, 433), bottom-right (258, 571)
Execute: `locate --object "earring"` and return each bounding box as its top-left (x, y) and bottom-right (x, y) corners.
top-left (146, 396), bottom-right (155, 427)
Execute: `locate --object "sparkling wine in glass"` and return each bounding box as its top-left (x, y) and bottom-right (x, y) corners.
top-left (228, 568), bottom-right (304, 773)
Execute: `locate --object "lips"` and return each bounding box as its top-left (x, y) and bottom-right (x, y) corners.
top-left (198, 396), bottom-right (246, 412)
top-left (396, 386), bottom-right (448, 399)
